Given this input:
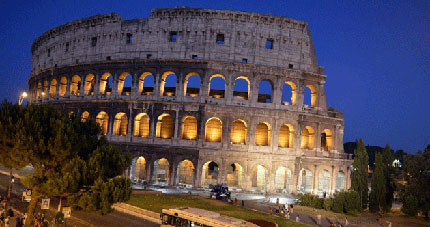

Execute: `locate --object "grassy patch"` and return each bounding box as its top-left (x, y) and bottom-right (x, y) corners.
top-left (127, 194), bottom-right (308, 227)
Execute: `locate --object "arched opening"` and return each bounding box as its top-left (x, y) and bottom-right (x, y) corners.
top-left (321, 129), bottom-right (333, 151)
top-left (304, 85), bottom-right (317, 108)
top-left (255, 122), bottom-right (271, 146)
top-left (335, 171), bottom-right (345, 191)
top-left (139, 72), bottom-right (154, 95)
top-left (275, 167), bottom-right (292, 193)
top-left (184, 73), bottom-right (201, 97)
top-left (227, 163), bottom-right (243, 189)
top-left (81, 111), bottom-right (90, 122)
top-left (160, 72), bottom-right (177, 96)
top-left (99, 73), bottom-right (112, 95)
top-left (36, 82), bottom-right (42, 99)
top-left (301, 126), bottom-right (315, 150)
top-left (181, 116), bottom-right (197, 140)
top-left (279, 124), bottom-right (294, 148)
top-left (134, 113), bottom-right (149, 138)
top-left (70, 75), bottom-right (81, 96)
top-left (298, 168), bottom-right (313, 194)
top-left (113, 112), bottom-right (128, 136)
top-left (156, 113), bottom-right (173, 139)
top-left (282, 81), bottom-right (297, 105)
top-left (134, 156), bottom-right (146, 182)
top-left (201, 161), bottom-right (218, 187)
top-left (49, 79), bottom-right (57, 98)
top-left (153, 158), bottom-right (169, 185)
top-left (177, 160), bottom-right (194, 186)
top-left (208, 74), bottom-right (225, 98)
top-left (252, 165), bottom-right (268, 192)
top-left (118, 72), bottom-right (132, 96)
top-left (257, 80), bottom-right (273, 103)
top-left (205, 117), bottom-right (222, 142)
top-left (233, 76), bottom-right (250, 100)
top-left (59, 77), bottom-right (67, 96)
top-left (43, 81), bottom-right (48, 99)
top-left (84, 74), bottom-right (95, 95)
top-left (96, 111), bottom-right (109, 135)
top-left (230, 119), bottom-right (247, 144)
top-left (318, 169), bottom-right (331, 196)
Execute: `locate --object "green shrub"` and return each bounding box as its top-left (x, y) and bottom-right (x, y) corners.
top-left (332, 192), bottom-right (345, 213)
top-left (298, 193), bottom-right (323, 209)
top-left (324, 198), bottom-right (333, 211)
top-left (401, 195), bottom-right (419, 217)
top-left (344, 190), bottom-right (361, 215)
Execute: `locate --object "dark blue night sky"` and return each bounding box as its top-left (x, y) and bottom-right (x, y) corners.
top-left (0, 0), bottom-right (428, 153)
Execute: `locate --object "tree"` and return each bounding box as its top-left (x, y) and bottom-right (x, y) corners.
top-left (400, 145), bottom-right (430, 219)
top-left (381, 144), bottom-right (395, 212)
top-left (351, 138), bottom-right (369, 210)
top-left (0, 101), bottom-right (30, 199)
top-left (17, 104), bottom-right (131, 227)
top-left (369, 153), bottom-right (386, 212)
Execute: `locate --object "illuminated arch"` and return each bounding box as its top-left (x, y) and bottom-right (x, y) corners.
top-left (301, 126), bottom-right (315, 149)
top-left (156, 113), bottom-right (173, 139)
top-left (184, 72), bottom-right (201, 97)
top-left (282, 81), bottom-right (297, 105)
top-left (275, 167), bottom-right (292, 193)
top-left (81, 111), bottom-right (90, 122)
top-left (227, 163), bottom-right (244, 189)
top-left (59, 77), bottom-right (68, 97)
top-left (298, 168), bottom-right (313, 193)
top-left (251, 165), bottom-right (268, 191)
top-left (113, 112), bottom-right (128, 136)
top-left (230, 119), bottom-right (247, 144)
top-left (49, 79), bottom-right (57, 98)
top-left (321, 129), bottom-right (333, 151)
top-left (318, 169), bottom-right (331, 195)
top-left (176, 160), bottom-right (194, 186)
top-left (134, 156), bottom-right (146, 181)
top-left (257, 79), bottom-right (273, 103)
top-left (205, 117), bottom-right (222, 142)
top-left (70, 75), bottom-right (81, 96)
top-left (36, 82), bottom-right (42, 99)
top-left (84, 74), bottom-right (95, 95)
top-left (42, 81), bottom-right (48, 99)
top-left (138, 72), bottom-right (154, 95)
top-left (279, 124), bottom-right (294, 148)
top-left (304, 85), bottom-right (317, 107)
top-left (255, 122), bottom-right (271, 146)
top-left (96, 111), bottom-right (109, 135)
top-left (208, 74), bottom-right (225, 98)
top-left (201, 161), bottom-right (219, 187)
top-left (233, 76), bottom-right (250, 100)
top-left (335, 171), bottom-right (346, 191)
top-left (133, 113), bottom-right (149, 138)
top-left (153, 158), bottom-right (169, 185)
top-left (160, 71), bottom-right (177, 96)
top-left (117, 72), bottom-right (132, 96)
top-left (99, 73), bottom-right (112, 95)
top-left (181, 116), bottom-right (198, 140)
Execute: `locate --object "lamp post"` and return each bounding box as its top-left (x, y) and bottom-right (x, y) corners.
top-left (18, 91), bottom-right (28, 105)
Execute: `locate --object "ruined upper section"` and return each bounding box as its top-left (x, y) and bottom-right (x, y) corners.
top-left (31, 7), bottom-right (323, 75)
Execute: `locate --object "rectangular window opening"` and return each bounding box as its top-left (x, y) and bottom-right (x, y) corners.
top-left (288, 64), bottom-right (294, 69)
top-left (147, 54), bottom-right (152, 59)
top-left (126, 33), bottom-right (132, 44)
top-left (265, 39), bottom-right (274, 49)
top-left (216, 34), bottom-right (225, 44)
top-left (169, 31), bottom-right (177, 42)
top-left (91, 37), bottom-right (97, 47)
top-left (106, 56), bottom-right (111, 61)
top-left (65, 42), bottom-right (69, 52)
top-left (48, 49), bottom-right (51, 57)
top-left (192, 55), bottom-right (198, 60)
top-left (242, 58), bottom-right (248, 64)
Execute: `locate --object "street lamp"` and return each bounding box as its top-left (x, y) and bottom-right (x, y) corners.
top-left (18, 91), bottom-right (27, 105)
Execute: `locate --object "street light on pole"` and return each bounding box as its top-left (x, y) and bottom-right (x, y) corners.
top-left (18, 91), bottom-right (28, 105)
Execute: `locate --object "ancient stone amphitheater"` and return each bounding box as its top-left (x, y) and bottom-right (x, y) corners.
top-left (28, 7), bottom-right (352, 195)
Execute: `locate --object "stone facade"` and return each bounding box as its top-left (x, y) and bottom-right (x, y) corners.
top-left (28, 7), bottom-right (352, 195)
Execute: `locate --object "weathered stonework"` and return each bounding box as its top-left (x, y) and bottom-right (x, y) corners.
top-left (28, 7), bottom-right (352, 195)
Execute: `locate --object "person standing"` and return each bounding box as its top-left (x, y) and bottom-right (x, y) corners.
top-left (317, 214), bottom-right (322, 226)
top-left (345, 217), bottom-right (349, 227)
top-left (241, 200), bottom-right (244, 207)
top-left (296, 215), bottom-right (300, 223)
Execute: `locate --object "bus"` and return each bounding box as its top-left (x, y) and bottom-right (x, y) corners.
top-left (160, 207), bottom-right (259, 227)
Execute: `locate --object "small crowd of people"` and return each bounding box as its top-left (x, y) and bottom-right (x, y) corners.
top-left (0, 194), bottom-right (24, 227)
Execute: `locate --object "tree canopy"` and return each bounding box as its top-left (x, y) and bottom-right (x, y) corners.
top-left (351, 138), bottom-right (369, 210)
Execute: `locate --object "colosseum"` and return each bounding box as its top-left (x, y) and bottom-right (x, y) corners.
top-left (28, 7), bottom-right (353, 196)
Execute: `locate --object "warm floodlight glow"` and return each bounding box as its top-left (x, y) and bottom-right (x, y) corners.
top-left (18, 91), bottom-right (28, 105)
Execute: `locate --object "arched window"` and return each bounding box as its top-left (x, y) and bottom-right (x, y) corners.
top-left (304, 85), bottom-right (317, 108)
top-left (252, 165), bottom-right (268, 191)
top-left (81, 111), bottom-right (90, 122)
top-left (70, 75), bottom-right (81, 96)
top-left (282, 81), bottom-right (297, 105)
top-left (156, 113), bottom-right (173, 139)
top-left (153, 158), bottom-right (169, 185)
top-left (208, 74), bottom-right (225, 98)
top-left (257, 80), bottom-right (273, 103)
top-left (233, 76), bottom-right (250, 100)
top-left (134, 113), bottom-right (149, 138)
top-left (160, 72), bottom-right (177, 96)
top-left (117, 72), bottom-right (132, 96)
top-left (99, 73), bottom-right (112, 95)
top-left (205, 117), bottom-right (222, 142)
top-left (279, 124), bottom-right (294, 148)
top-left (201, 161), bottom-right (218, 186)
top-left (184, 73), bottom-right (201, 97)
top-left (113, 112), bottom-right (128, 136)
top-left (318, 169), bottom-right (331, 195)
top-left (255, 122), bottom-right (271, 146)
top-left (36, 82), bottom-right (42, 100)
top-left (42, 81), bottom-right (48, 99)
top-left (59, 77), bottom-right (68, 97)
top-left (49, 79), bottom-right (57, 98)
top-left (230, 119), bottom-right (247, 144)
top-left (301, 126), bottom-right (315, 149)
top-left (84, 74), bottom-right (95, 95)
top-left (134, 156), bottom-right (146, 181)
top-left (298, 168), bottom-right (313, 193)
top-left (335, 171), bottom-right (346, 191)
top-left (177, 160), bottom-right (194, 186)
top-left (96, 111), bottom-right (109, 135)
top-left (181, 116), bottom-right (197, 140)
top-left (227, 163), bottom-right (243, 189)
top-left (321, 129), bottom-right (333, 151)
top-left (139, 72), bottom-right (154, 95)
top-left (275, 167), bottom-right (292, 193)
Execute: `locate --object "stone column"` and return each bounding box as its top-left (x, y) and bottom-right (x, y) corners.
top-left (80, 75), bottom-right (85, 96)
top-left (107, 112), bottom-right (114, 136)
top-left (146, 158), bottom-right (153, 184)
top-left (154, 71), bottom-right (161, 97)
top-left (176, 72), bottom-right (184, 100)
top-left (169, 161), bottom-right (176, 186)
top-left (127, 104), bottom-right (133, 138)
top-left (174, 110), bottom-right (179, 139)
top-left (112, 72), bottom-right (118, 97)
top-left (131, 72), bottom-right (139, 97)
top-left (296, 80), bottom-right (305, 110)
top-left (312, 164), bottom-right (317, 195)
top-left (315, 123), bottom-right (322, 151)
top-left (330, 165), bottom-right (335, 195)
top-left (272, 80), bottom-right (282, 106)
top-left (65, 75), bottom-right (71, 97)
